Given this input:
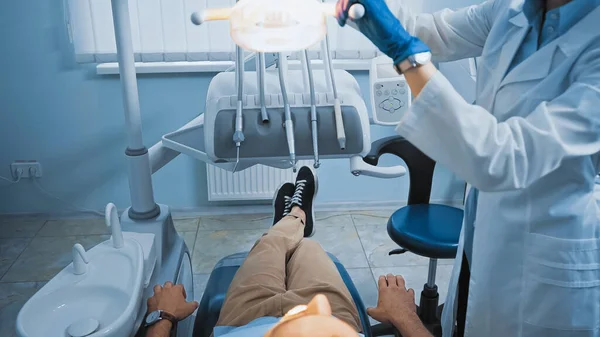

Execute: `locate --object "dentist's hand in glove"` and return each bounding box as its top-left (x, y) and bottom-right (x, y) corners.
top-left (336, 0), bottom-right (437, 98)
top-left (335, 0), bottom-right (430, 65)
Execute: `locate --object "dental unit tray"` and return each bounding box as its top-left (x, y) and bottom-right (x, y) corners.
top-left (162, 69), bottom-right (371, 172)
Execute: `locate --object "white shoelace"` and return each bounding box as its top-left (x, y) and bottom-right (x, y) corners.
top-left (282, 180), bottom-right (306, 216)
top-left (282, 196), bottom-right (293, 217)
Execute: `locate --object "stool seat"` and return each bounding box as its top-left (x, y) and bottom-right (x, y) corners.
top-left (387, 204), bottom-right (463, 259)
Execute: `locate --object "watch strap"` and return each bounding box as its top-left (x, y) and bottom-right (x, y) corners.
top-left (145, 310), bottom-right (178, 327)
top-left (159, 311), bottom-right (178, 325)
top-left (394, 58), bottom-right (415, 74)
top-left (393, 52), bottom-right (432, 74)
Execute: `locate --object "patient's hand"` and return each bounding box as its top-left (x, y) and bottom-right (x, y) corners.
top-left (368, 274), bottom-right (419, 327)
top-left (145, 282), bottom-right (199, 337)
top-left (147, 281), bottom-right (199, 320)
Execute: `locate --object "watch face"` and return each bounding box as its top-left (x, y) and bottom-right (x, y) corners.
top-left (146, 311), bottom-right (161, 324)
top-left (414, 52), bottom-right (432, 65)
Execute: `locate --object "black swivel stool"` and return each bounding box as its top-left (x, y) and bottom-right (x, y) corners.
top-left (363, 136), bottom-right (464, 337)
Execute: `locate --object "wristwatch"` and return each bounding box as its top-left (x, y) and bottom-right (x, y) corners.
top-left (145, 310), bottom-right (178, 328)
top-left (393, 52), bottom-right (432, 74)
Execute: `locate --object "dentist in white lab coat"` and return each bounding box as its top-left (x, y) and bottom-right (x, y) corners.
top-left (336, 0), bottom-right (600, 336)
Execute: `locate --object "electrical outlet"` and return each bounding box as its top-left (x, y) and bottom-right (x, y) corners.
top-left (11, 161), bottom-right (43, 179)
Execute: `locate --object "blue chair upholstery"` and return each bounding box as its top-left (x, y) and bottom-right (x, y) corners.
top-left (388, 204), bottom-right (463, 259)
top-left (193, 252), bottom-right (373, 337)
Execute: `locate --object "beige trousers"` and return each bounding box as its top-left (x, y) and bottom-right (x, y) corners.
top-left (215, 216), bottom-right (362, 332)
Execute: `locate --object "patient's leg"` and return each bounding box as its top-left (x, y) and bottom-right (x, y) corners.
top-left (284, 239), bottom-right (362, 332)
top-left (216, 207), bottom-right (306, 327)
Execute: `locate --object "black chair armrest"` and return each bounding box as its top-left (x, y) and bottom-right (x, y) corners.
top-left (364, 136), bottom-right (406, 166)
top-left (364, 136), bottom-right (436, 205)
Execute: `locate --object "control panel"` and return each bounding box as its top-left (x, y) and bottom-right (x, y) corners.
top-left (369, 55), bottom-right (412, 125)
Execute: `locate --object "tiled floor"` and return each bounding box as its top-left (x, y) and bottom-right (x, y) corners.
top-left (0, 211), bottom-right (454, 336)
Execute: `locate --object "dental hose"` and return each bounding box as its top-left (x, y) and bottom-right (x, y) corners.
top-left (278, 53), bottom-right (297, 172)
top-left (320, 41), bottom-right (333, 93)
top-left (300, 50), bottom-right (311, 93)
top-left (321, 0), bottom-right (346, 150)
top-left (233, 45), bottom-right (245, 172)
top-left (304, 50), bottom-right (320, 169)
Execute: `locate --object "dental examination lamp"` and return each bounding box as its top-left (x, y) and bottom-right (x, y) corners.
top-left (190, 0), bottom-right (365, 52)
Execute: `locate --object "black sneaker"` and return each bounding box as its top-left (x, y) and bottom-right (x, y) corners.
top-left (272, 182), bottom-right (295, 226)
top-left (290, 166), bottom-right (318, 237)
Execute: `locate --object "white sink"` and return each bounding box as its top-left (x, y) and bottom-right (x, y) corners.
top-left (16, 238), bottom-right (144, 337)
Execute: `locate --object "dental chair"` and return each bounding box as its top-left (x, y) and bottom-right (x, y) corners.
top-left (192, 252), bottom-right (373, 337)
top-left (362, 136), bottom-right (463, 337)
top-left (191, 137), bottom-right (462, 337)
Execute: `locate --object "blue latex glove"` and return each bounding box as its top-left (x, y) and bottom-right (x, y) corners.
top-left (336, 0), bottom-right (430, 65)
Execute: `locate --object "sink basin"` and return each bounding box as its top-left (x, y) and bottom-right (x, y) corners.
top-left (16, 238), bottom-right (144, 337)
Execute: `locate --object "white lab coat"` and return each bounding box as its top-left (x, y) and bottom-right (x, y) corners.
top-left (391, 0), bottom-right (600, 336)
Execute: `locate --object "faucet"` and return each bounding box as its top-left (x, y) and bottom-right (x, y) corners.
top-left (72, 244), bottom-right (89, 275)
top-left (105, 203), bottom-right (124, 249)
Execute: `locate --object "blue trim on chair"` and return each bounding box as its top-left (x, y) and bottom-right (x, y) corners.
top-left (328, 253), bottom-right (373, 337)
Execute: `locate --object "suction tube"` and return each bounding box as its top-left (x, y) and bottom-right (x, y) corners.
top-left (304, 50), bottom-right (320, 168)
top-left (278, 53), bottom-right (296, 172)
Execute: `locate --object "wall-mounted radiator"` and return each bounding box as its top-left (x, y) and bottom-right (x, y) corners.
top-left (207, 161), bottom-right (312, 201)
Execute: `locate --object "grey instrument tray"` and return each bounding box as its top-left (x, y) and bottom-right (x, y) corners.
top-left (161, 104), bottom-right (364, 164)
top-left (212, 105), bottom-right (364, 160)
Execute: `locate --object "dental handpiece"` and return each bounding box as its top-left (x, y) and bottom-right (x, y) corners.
top-left (233, 45), bottom-right (245, 172)
top-left (278, 53), bottom-right (296, 172)
top-left (304, 50), bottom-right (320, 169)
top-left (258, 53), bottom-right (269, 123)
